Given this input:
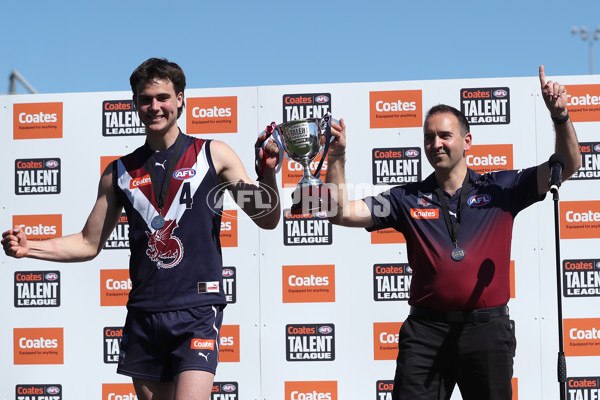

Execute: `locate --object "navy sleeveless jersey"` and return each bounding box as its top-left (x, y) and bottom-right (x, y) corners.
top-left (113, 134), bottom-right (226, 311)
top-left (364, 167), bottom-right (544, 310)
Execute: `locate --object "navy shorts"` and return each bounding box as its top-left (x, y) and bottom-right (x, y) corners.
top-left (117, 305), bottom-right (224, 382)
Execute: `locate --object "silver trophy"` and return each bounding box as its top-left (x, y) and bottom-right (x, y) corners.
top-left (274, 113), bottom-right (335, 214)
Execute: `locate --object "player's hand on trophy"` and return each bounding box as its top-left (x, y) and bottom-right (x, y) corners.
top-left (539, 65), bottom-right (569, 119)
top-left (330, 118), bottom-right (346, 156)
top-left (2, 226), bottom-right (29, 258)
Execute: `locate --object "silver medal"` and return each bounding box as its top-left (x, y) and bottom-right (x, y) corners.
top-left (151, 215), bottom-right (165, 229)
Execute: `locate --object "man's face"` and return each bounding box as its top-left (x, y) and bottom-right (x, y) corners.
top-left (423, 112), bottom-right (471, 172)
top-left (134, 78), bottom-right (183, 135)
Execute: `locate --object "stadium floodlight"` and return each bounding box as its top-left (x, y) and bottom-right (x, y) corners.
top-left (9, 70), bottom-right (38, 94)
top-left (571, 26), bottom-right (600, 74)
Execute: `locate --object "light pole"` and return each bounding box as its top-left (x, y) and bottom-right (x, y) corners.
top-left (571, 26), bottom-right (600, 74)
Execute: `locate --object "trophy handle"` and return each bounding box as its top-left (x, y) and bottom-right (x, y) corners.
top-left (313, 112), bottom-right (333, 179)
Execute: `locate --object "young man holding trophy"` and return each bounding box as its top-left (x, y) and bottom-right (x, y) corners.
top-left (324, 66), bottom-right (581, 399)
top-left (2, 58), bottom-right (280, 400)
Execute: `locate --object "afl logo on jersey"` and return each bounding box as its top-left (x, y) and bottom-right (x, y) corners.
top-left (468, 194), bottom-right (492, 207)
top-left (173, 168), bottom-right (196, 180)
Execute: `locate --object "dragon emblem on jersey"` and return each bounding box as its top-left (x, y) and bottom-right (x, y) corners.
top-left (146, 219), bottom-right (184, 269)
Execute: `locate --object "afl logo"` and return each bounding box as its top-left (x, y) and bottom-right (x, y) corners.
top-left (468, 194), bottom-right (492, 207)
top-left (45, 272), bottom-right (59, 281)
top-left (173, 168), bottom-right (196, 180)
top-left (493, 89), bottom-right (508, 98)
top-left (222, 384), bottom-right (237, 392)
top-left (405, 149), bottom-right (420, 158)
top-left (596, 261), bottom-right (600, 269)
top-left (318, 326), bottom-right (333, 334)
top-left (315, 95), bottom-right (329, 103)
top-left (45, 160), bottom-right (59, 168)
top-left (594, 144), bottom-right (600, 152)
top-left (222, 268), bottom-right (235, 278)
top-left (46, 387), bottom-right (61, 395)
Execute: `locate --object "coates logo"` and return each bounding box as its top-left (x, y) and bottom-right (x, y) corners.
top-left (565, 84), bottom-right (600, 122)
top-left (13, 102), bottom-right (63, 140)
top-left (187, 96), bottom-right (237, 134)
top-left (282, 264), bottom-right (335, 303)
top-left (13, 214), bottom-right (62, 240)
top-left (370, 90), bottom-right (422, 129)
top-left (102, 383), bottom-right (136, 400)
top-left (564, 318), bottom-right (600, 356)
top-left (371, 227), bottom-right (406, 245)
top-left (410, 208), bottom-right (439, 219)
top-left (466, 144), bottom-right (513, 174)
top-left (100, 269), bottom-right (131, 307)
top-left (405, 149), bottom-right (419, 157)
top-left (282, 93), bottom-right (332, 122)
top-left (219, 325), bottom-right (240, 362)
top-left (16, 385), bottom-right (62, 399)
top-left (220, 210), bottom-right (238, 247)
top-left (146, 219), bottom-right (184, 269)
top-left (494, 89), bottom-right (508, 98)
top-left (14, 327), bottom-right (64, 365)
top-left (45, 160), bottom-right (59, 168)
top-left (174, 168), bottom-right (196, 180)
top-left (560, 201), bottom-right (600, 239)
top-left (191, 339), bottom-right (215, 351)
top-left (468, 194), bottom-right (492, 207)
top-left (284, 381), bottom-right (338, 400)
top-left (130, 175), bottom-right (151, 189)
top-left (373, 322), bottom-right (402, 360)
top-left (571, 141), bottom-right (600, 180)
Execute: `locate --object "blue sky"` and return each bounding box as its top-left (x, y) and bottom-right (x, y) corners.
top-left (2, 0), bottom-right (600, 94)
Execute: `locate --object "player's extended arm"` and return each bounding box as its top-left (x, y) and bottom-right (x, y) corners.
top-left (2, 163), bottom-right (123, 261)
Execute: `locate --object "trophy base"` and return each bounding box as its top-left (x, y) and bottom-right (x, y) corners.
top-left (289, 184), bottom-right (336, 215)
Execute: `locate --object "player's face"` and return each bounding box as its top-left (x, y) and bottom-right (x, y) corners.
top-left (134, 79), bottom-right (183, 136)
top-left (423, 112), bottom-right (471, 172)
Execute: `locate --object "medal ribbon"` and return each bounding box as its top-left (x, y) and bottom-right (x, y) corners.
top-left (144, 130), bottom-right (184, 215)
top-left (433, 171), bottom-right (470, 251)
